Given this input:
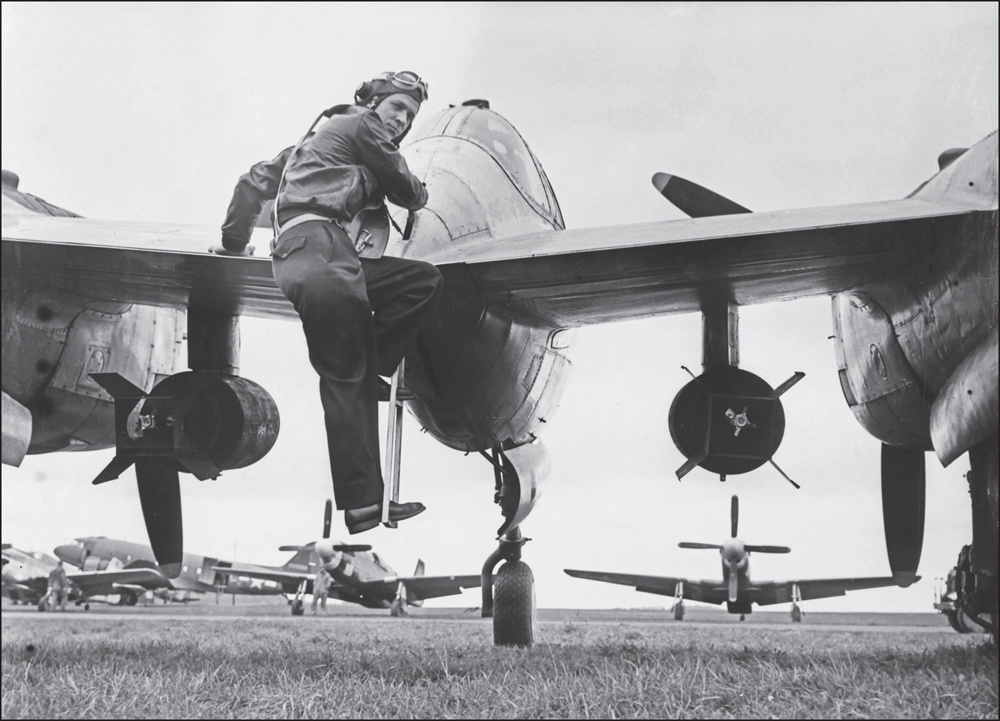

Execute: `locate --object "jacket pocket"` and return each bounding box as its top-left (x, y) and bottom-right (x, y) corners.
top-left (271, 235), bottom-right (307, 259)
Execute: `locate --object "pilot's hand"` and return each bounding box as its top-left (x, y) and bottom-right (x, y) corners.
top-left (209, 244), bottom-right (255, 257)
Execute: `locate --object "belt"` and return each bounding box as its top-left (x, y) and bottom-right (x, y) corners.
top-left (273, 212), bottom-right (339, 239)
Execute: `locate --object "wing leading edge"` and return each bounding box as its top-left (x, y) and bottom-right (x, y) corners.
top-left (747, 576), bottom-right (908, 606)
top-left (453, 197), bottom-right (988, 326)
top-left (3, 195), bottom-right (987, 326)
top-left (563, 569), bottom-right (728, 605)
top-left (383, 574), bottom-right (482, 601)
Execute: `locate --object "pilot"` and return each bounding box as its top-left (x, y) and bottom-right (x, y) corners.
top-left (213, 72), bottom-right (440, 535)
top-left (47, 561), bottom-right (68, 612)
top-left (312, 566), bottom-right (333, 615)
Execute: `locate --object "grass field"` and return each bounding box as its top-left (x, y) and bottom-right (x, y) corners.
top-left (2, 613), bottom-right (996, 719)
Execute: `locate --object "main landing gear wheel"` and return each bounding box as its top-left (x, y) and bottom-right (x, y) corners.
top-left (291, 599), bottom-right (304, 616)
top-left (493, 560), bottom-right (536, 648)
top-left (673, 602), bottom-right (685, 621)
top-left (944, 608), bottom-right (974, 634)
top-left (791, 605), bottom-right (802, 623)
top-left (390, 599), bottom-right (407, 617)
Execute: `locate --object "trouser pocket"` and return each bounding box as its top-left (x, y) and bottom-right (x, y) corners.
top-left (270, 234), bottom-right (307, 259)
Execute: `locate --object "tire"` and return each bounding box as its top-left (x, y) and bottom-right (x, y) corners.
top-left (945, 608), bottom-right (973, 634)
top-left (493, 560), bottom-right (536, 647)
top-left (390, 600), bottom-right (406, 617)
top-left (291, 599), bottom-right (304, 616)
top-left (791, 605), bottom-right (802, 623)
top-left (673, 602), bottom-right (684, 621)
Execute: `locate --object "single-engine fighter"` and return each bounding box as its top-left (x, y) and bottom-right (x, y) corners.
top-left (54, 536), bottom-right (290, 604)
top-left (566, 495), bottom-right (911, 621)
top-left (2, 102), bottom-right (997, 646)
top-left (2, 542), bottom-right (166, 610)
top-left (207, 500), bottom-right (481, 616)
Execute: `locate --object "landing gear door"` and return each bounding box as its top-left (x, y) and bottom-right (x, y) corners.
top-left (497, 440), bottom-right (550, 536)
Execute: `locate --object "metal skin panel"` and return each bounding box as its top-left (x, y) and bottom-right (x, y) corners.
top-left (1, 391), bottom-right (31, 466)
top-left (931, 328), bottom-right (999, 466)
top-left (832, 293), bottom-right (932, 447)
top-left (27, 301), bottom-right (183, 453)
top-left (60, 537), bottom-right (285, 596)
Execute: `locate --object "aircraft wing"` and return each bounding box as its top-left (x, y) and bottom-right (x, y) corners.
top-left (210, 563), bottom-right (310, 585)
top-left (747, 576), bottom-right (906, 606)
top-left (3, 195), bottom-right (987, 326)
top-left (385, 574), bottom-right (482, 601)
top-left (452, 197), bottom-right (989, 325)
top-left (68, 568), bottom-right (169, 596)
top-left (564, 569), bottom-right (728, 605)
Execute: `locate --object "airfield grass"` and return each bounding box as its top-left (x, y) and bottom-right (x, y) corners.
top-left (2, 615), bottom-right (996, 719)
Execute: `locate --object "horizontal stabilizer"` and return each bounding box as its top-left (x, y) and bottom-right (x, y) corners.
top-left (744, 545), bottom-right (791, 554)
top-left (678, 542), bottom-right (723, 550)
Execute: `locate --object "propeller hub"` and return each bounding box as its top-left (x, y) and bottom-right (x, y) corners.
top-left (722, 538), bottom-right (745, 566)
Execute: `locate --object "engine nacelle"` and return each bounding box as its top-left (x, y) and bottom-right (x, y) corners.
top-left (92, 370), bottom-right (279, 481)
top-left (831, 293), bottom-right (931, 448)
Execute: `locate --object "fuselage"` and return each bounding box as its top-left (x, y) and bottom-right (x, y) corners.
top-left (2, 115), bottom-right (996, 463)
top-left (54, 535), bottom-right (404, 607)
top-left (54, 536), bottom-right (283, 596)
top-left (1, 546), bottom-right (59, 602)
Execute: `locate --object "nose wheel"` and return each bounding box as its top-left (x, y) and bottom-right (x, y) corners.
top-left (482, 528), bottom-right (537, 647)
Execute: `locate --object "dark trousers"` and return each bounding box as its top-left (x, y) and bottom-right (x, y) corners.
top-left (271, 220), bottom-right (442, 510)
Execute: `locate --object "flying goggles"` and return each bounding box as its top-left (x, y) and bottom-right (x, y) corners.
top-left (357, 71), bottom-right (429, 104)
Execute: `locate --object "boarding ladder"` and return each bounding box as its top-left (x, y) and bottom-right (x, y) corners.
top-left (381, 357), bottom-right (406, 527)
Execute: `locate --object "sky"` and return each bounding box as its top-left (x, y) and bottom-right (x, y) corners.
top-left (2, 2), bottom-right (997, 614)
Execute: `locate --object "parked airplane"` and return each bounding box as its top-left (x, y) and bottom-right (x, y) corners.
top-left (566, 496), bottom-right (909, 621)
top-left (2, 102), bottom-right (997, 646)
top-left (54, 536), bottom-right (288, 604)
top-left (2, 542), bottom-right (165, 610)
top-left (211, 501), bottom-right (482, 616)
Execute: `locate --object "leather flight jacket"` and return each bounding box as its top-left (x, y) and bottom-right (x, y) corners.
top-left (221, 105), bottom-right (426, 258)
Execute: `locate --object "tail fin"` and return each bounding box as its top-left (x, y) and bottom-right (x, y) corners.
top-left (413, 559), bottom-right (425, 577)
top-left (280, 542), bottom-right (316, 569)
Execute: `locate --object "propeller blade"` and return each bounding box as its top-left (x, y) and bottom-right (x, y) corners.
top-left (651, 173), bottom-right (751, 218)
top-left (331, 544), bottom-right (372, 553)
top-left (881, 443), bottom-right (925, 587)
top-left (731, 495), bottom-right (739, 538)
top-left (278, 545), bottom-right (311, 552)
top-left (135, 459), bottom-right (183, 578)
top-left (323, 499), bottom-right (332, 540)
top-left (744, 545), bottom-right (791, 554)
top-left (728, 563), bottom-right (739, 603)
top-left (678, 542), bottom-right (723, 550)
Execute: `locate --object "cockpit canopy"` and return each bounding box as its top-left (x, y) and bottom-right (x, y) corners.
top-left (405, 102), bottom-right (564, 228)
